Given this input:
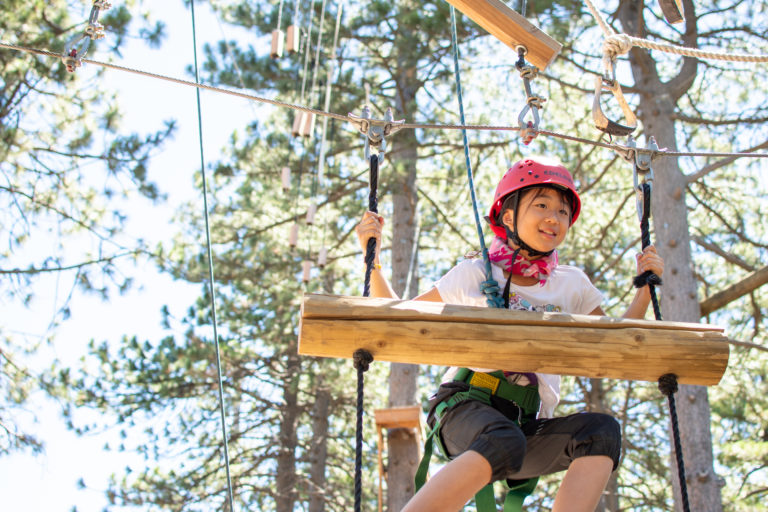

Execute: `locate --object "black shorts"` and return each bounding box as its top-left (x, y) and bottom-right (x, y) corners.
top-left (428, 382), bottom-right (621, 483)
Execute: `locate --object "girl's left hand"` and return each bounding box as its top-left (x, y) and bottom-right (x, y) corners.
top-left (636, 245), bottom-right (664, 278)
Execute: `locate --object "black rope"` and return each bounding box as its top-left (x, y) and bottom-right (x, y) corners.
top-left (636, 181), bottom-right (690, 511)
top-left (355, 153), bottom-right (379, 512)
top-left (353, 348), bottom-right (374, 512)
top-left (659, 374), bottom-right (690, 512)
top-left (363, 154), bottom-right (380, 297)
top-left (633, 182), bottom-right (663, 319)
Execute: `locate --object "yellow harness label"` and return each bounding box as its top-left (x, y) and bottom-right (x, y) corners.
top-left (469, 372), bottom-right (500, 394)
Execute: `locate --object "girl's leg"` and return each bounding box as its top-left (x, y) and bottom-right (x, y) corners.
top-left (401, 450), bottom-right (492, 512)
top-left (552, 455), bottom-right (614, 512)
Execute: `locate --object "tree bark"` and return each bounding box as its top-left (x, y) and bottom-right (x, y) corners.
top-left (308, 376), bottom-right (330, 512)
top-left (276, 346), bottom-right (300, 512)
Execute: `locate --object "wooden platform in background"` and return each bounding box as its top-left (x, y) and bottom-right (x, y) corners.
top-left (298, 294), bottom-right (730, 386)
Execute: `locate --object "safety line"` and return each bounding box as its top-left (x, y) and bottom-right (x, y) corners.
top-left (189, 2), bottom-right (235, 510)
top-left (2, 41), bottom-right (768, 161)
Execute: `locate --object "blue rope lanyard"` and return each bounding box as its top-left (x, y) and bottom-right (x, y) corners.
top-left (190, 2), bottom-right (235, 510)
top-left (449, 7), bottom-right (504, 309)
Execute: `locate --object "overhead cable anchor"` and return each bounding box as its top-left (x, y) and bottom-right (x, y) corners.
top-left (61, 0), bottom-right (111, 73)
top-left (347, 106), bottom-right (405, 163)
top-left (633, 136), bottom-right (659, 223)
top-left (515, 46), bottom-right (545, 145)
top-left (593, 54), bottom-right (637, 136)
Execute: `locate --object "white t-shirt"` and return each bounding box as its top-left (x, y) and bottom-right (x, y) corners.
top-left (434, 258), bottom-right (603, 418)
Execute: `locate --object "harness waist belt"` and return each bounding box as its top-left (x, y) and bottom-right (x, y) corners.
top-left (453, 368), bottom-right (540, 415)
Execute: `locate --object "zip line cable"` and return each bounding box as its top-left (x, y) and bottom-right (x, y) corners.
top-left (189, 2), bottom-right (235, 510)
top-left (2, 41), bottom-right (768, 162)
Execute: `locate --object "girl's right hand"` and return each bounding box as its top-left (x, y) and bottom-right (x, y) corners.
top-left (355, 211), bottom-right (384, 263)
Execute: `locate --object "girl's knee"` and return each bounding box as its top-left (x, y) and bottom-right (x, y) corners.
top-left (571, 413), bottom-right (621, 470)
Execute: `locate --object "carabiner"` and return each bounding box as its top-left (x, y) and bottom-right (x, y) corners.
top-left (633, 137), bottom-right (658, 222)
top-left (516, 61), bottom-right (545, 145)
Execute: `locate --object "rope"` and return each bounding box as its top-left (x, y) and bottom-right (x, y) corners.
top-left (2, 41), bottom-right (768, 161)
top-left (584, 0), bottom-right (768, 63)
top-left (449, 6), bottom-right (504, 309)
top-left (189, 2), bottom-right (235, 510)
top-left (363, 155), bottom-right (379, 297)
top-left (632, 173), bottom-right (690, 511)
top-left (353, 348), bottom-right (374, 512)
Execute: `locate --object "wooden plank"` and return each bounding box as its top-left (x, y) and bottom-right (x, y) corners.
top-left (298, 294), bottom-right (730, 386)
top-left (374, 406), bottom-right (422, 430)
top-left (443, 0), bottom-right (562, 70)
top-left (302, 293), bottom-right (724, 333)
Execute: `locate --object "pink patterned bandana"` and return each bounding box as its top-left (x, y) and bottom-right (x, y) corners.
top-left (488, 236), bottom-right (558, 285)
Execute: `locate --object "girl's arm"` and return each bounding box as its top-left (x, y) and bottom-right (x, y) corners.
top-left (590, 246), bottom-right (665, 319)
top-left (355, 211), bottom-right (443, 302)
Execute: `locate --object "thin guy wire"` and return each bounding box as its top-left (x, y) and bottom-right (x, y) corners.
top-left (2, 42), bottom-right (768, 160)
top-left (450, 6), bottom-right (501, 309)
top-left (190, 2), bottom-right (235, 510)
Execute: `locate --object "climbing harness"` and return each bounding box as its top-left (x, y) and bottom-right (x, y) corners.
top-left (62, 0), bottom-right (110, 72)
top-left (515, 46), bottom-right (546, 145)
top-left (592, 50), bottom-right (637, 136)
top-left (622, 136), bottom-right (690, 512)
top-left (414, 370), bottom-right (541, 512)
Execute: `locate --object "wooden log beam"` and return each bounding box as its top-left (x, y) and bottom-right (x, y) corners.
top-left (298, 294), bottom-right (730, 386)
top-left (444, 0), bottom-right (562, 70)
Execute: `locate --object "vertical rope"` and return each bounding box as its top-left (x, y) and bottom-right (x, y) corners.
top-left (353, 348), bottom-right (374, 512)
top-left (449, 7), bottom-right (504, 309)
top-left (634, 179), bottom-right (689, 512)
top-left (189, 2), bottom-right (235, 510)
top-left (363, 155), bottom-right (379, 297)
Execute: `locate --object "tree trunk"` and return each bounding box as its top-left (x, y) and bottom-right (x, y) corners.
top-left (385, 62), bottom-right (421, 511)
top-left (618, 0), bottom-right (723, 505)
top-left (276, 346), bottom-right (300, 512)
top-left (308, 376), bottom-right (330, 512)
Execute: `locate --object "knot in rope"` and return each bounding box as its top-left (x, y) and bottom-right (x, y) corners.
top-left (604, 34), bottom-right (633, 60)
top-left (633, 271), bottom-right (663, 288)
top-left (353, 348), bottom-right (374, 372)
top-left (658, 373), bottom-right (679, 396)
top-left (480, 278), bottom-right (505, 309)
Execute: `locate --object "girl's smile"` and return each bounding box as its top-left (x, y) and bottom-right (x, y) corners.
top-left (501, 187), bottom-right (572, 255)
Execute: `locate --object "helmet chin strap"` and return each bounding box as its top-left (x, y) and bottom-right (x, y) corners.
top-left (504, 226), bottom-right (554, 258)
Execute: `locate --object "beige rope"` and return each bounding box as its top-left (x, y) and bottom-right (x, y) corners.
top-left (584, 0), bottom-right (768, 63)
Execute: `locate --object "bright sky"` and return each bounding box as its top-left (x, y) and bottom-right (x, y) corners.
top-left (0, 2), bottom-right (258, 510)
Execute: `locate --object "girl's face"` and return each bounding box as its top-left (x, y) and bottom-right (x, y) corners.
top-left (501, 187), bottom-right (572, 256)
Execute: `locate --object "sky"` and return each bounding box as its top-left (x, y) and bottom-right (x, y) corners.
top-left (1, 2), bottom-right (258, 510)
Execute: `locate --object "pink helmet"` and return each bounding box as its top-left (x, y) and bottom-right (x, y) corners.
top-left (488, 157), bottom-right (581, 239)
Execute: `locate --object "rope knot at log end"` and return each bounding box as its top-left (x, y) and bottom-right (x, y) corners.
top-left (603, 34), bottom-right (633, 59)
top-left (353, 349), bottom-right (374, 372)
top-left (658, 373), bottom-right (679, 396)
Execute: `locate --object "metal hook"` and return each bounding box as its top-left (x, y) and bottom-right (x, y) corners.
top-left (516, 61), bottom-right (544, 145)
top-left (593, 56), bottom-right (637, 136)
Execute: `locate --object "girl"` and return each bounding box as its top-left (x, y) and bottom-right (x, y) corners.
top-left (355, 156), bottom-right (664, 512)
